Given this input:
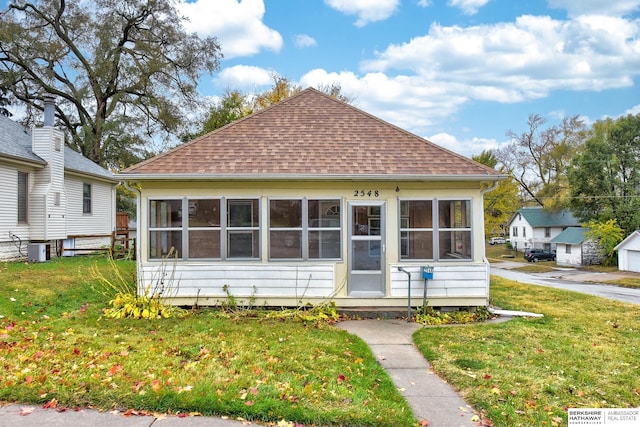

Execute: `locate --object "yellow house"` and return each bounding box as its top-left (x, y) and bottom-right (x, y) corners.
top-left (118, 88), bottom-right (504, 309)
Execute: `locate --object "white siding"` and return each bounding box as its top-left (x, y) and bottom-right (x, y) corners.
top-left (390, 263), bottom-right (489, 300)
top-left (30, 128), bottom-right (67, 240)
top-left (138, 263), bottom-right (335, 299)
top-left (556, 243), bottom-right (583, 266)
top-left (0, 163), bottom-right (32, 245)
top-left (65, 176), bottom-right (115, 236)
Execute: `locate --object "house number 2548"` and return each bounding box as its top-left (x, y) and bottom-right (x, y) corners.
top-left (353, 190), bottom-right (379, 197)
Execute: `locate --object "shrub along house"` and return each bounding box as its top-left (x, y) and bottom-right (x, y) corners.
top-left (118, 88), bottom-right (504, 309)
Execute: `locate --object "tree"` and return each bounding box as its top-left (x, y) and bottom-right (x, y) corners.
top-left (0, 0), bottom-right (222, 168)
top-left (495, 114), bottom-right (586, 209)
top-left (472, 150), bottom-right (519, 238)
top-left (0, 86), bottom-right (11, 117)
top-left (584, 219), bottom-right (624, 266)
top-left (568, 114), bottom-right (640, 235)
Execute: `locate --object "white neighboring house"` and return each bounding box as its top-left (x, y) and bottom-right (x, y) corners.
top-left (550, 227), bottom-right (602, 267)
top-left (614, 231), bottom-right (640, 273)
top-left (0, 104), bottom-right (117, 261)
top-left (508, 207), bottom-right (580, 253)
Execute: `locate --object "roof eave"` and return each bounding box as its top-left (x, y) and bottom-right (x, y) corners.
top-left (66, 168), bottom-right (118, 184)
top-left (116, 173), bottom-right (508, 182)
top-left (0, 153), bottom-right (47, 169)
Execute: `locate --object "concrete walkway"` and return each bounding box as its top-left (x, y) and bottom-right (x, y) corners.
top-left (337, 319), bottom-right (481, 427)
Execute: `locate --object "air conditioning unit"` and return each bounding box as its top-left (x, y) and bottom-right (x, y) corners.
top-left (27, 243), bottom-right (48, 262)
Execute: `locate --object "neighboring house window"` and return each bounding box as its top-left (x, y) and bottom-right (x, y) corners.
top-left (523, 227), bottom-right (526, 238)
top-left (54, 192), bottom-right (61, 207)
top-left (149, 199), bottom-right (183, 258)
top-left (82, 183), bottom-right (92, 214)
top-left (269, 199), bottom-right (341, 260)
top-left (400, 199), bottom-right (471, 260)
top-left (545, 227), bottom-right (550, 238)
top-left (17, 171), bottom-right (28, 223)
top-left (512, 226), bottom-right (518, 237)
top-left (566, 244), bottom-right (571, 254)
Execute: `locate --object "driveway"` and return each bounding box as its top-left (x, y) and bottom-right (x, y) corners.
top-left (490, 261), bottom-right (640, 305)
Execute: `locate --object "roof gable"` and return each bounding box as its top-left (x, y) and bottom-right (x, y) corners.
top-left (122, 88), bottom-right (502, 180)
top-left (513, 207), bottom-right (580, 228)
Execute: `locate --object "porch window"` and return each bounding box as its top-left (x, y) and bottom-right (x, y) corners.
top-left (149, 199), bottom-right (183, 258)
top-left (438, 200), bottom-right (471, 259)
top-left (17, 171), bottom-right (28, 223)
top-left (308, 199), bottom-right (341, 259)
top-left (149, 198), bottom-right (260, 260)
top-left (400, 200), bottom-right (433, 259)
top-left (188, 199), bottom-right (221, 258)
top-left (269, 199), bottom-right (341, 260)
top-left (227, 199), bottom-right (260, 259)
top-left (399, 199), bottom-right (472, 260)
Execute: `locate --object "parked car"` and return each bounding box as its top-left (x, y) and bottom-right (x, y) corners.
top-left (524, 248), bottom-right (556, 262)
top-left (488, 236), bottom-right (507, 245)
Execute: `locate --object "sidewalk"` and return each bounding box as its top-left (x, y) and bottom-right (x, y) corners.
top-left (337, 319), bottom-right (481, 427)
top-left (0, 404), bottom-right (251, 426)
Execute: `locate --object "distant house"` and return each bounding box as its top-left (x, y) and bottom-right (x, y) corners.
top-left (551, 227), bottom-right (602, 266)
top-left (508, 207), bottom-right (580, 253)
top-left (118, 88), bottom-right (504, 309)
top-left (0, 100), bottom-right (117, 261)
top-left (614, 231), bottom-right (640, 273)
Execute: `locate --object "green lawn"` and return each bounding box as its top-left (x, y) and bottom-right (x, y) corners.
top-left (0, 257), bottom-right (416, 427)
top-left (2, 256), bottom-right (639, 427)
top-left (413, 276), bottom-right (640, 427)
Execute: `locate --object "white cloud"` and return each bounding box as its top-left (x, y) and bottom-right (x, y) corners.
top-left (361, 15), bottom-right (640, 103)
top-left (213, 65), bottom-right (274, 90)
top-left (547, 0), bottom-right (640, 17)
top-left (428, 133), bottom-right (501, 158)
top-left (324, 0), bottom-right (400, 27)
top-left (624, 104), bottom-right (640, 115)
top-left (417, 0), bottom-right (432, 7)
top-left (177, 0), bottom-right (282, 58)
top-left (447, 0), bottom-right (490, 15)
top-left (300, 68), bottom-right (468, 136)
top-left (294, 34), bottom-right (317, 48)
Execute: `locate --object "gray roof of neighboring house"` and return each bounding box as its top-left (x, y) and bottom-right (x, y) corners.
top-left (515, 207), bottom-right (580, 228)
top-left (550, 227), bottom-right (589, 245)
top-left (0, 115), bottom-right (115, 182)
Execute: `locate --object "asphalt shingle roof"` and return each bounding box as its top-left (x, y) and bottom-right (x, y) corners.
top-left (0, 115), bottom-right (114, 182)
top-left (551, 227), bottom-right (588, 245)
top-left (517, 207), bottom-right (580, 228)
top-left (122, 88), bottom-right (501, 179)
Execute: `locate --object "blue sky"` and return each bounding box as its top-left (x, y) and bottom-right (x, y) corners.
top-left (176, 0), bottom-right (640, 158)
